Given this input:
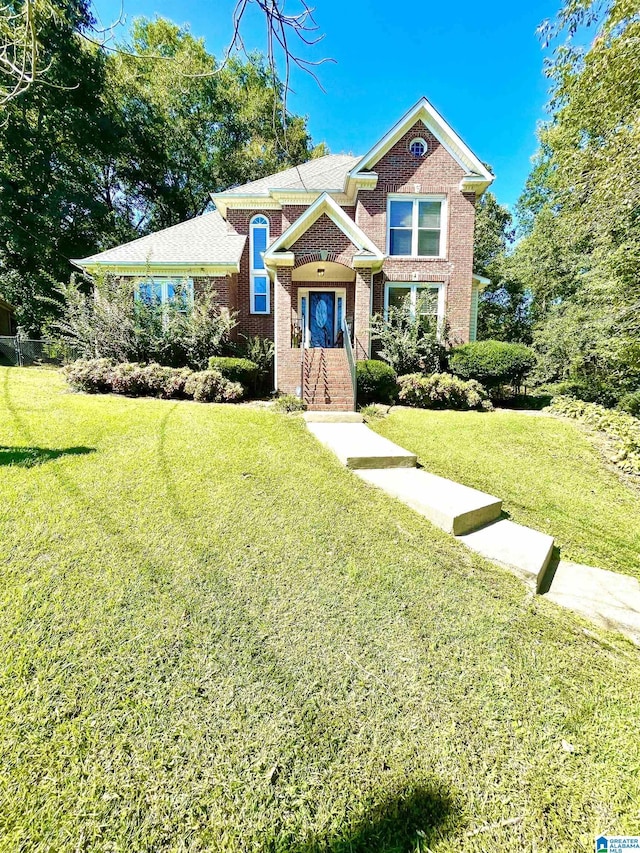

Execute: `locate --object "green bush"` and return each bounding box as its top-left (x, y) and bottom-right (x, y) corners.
top-left (549, 378), bottom-right (620, 408)
top-left (273, 394), bottom-right (307, 413)
top-left (356, 360), bottom-right (397, 405)
top-left (208, 357), bottom-right (259, 394)
top-left (548, 395), bottom-right (640, 475)
top-left (619, 391), bottom-right (640, 418)
top-left (63, 359), bottom-right (242, 403)
top-left (450, 340), bottom-right (536, 393)
top-left (397, 372), bottom-right (492, 411)
top-left (63, 358), bottom-right (115, 393)
top-left (239, 336), bottom-right (275, 395)
top-left (184, 370), bottom-right (243, 403)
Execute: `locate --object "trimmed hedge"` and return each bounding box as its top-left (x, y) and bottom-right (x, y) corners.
top-left (548, 395), bottom-right (640, 475)
top-left (356, 360), bottom-right (397, 405)
top-left (208, 357), bottom-right (260, 393)
top-left (450, 340), bottom-right (536, 391)
top-left (397, 372), bottom-right (492, 411)
top-left (185, 370), bottom-right (243, 403)
top-left (64, 359), bottom-right (243, 403)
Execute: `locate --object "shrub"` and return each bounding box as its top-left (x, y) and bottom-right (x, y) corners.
top-left (449, 340), bottom-right (536, 394)
top-left (397, 372), bottom-right (493, 411)
top-left (548, 378), bottom-right (621, 408)
top-left (356, 360), bottom-right (398, 405)
top-left (63, 358), bottom-right (241, 403)
top-left (273, 394), bottom-right (307, 413)
top-left (208, 357), bottom-right (259, 394)
top-left (239, 336), bottom-right (275, 395)
top-left (184, 370), bottom-right (243, 403)
top-left (548, 396), bottom-right (640, 475)
top-left (619, 391), bottom-right (640, 418)
top-left (63, 358), bottom-right (114, 393)
top-left (51, 275), bottom-right (236, 370)
top-left (369, 299), bottom-right (448, 376)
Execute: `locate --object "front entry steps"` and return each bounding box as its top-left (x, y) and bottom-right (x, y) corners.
top-left (303, 411), bottom-right (363, 423)
top-left (305, 418), bottom-right (640, 644)
top-left (306, 421), bottom-right (552, 582)
top-left (306, 423), bottom-right (416, 469)
top-left (543, 561), bottom-right (640, 645)
top-left (303, 348), bottom-right (355, 411)
top-left (458, 519), bottom-right (555, 591)
top-left (356, 468), bottom-right (502, 535)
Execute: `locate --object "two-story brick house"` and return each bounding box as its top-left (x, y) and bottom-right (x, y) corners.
top-left (74, 98), bottom-right (493, 409)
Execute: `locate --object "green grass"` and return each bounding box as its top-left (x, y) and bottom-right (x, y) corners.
top-left (1, 368), bottom-right (640, 852)
top-left (372, 407), bottom-right (640, 578)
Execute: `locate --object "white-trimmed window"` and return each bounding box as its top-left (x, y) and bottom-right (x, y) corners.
top-left (250, 215), bottom-right (270, 314)
top-left (387, 195), bottom-right (446, 258)
top-left (384, 282), bottom-right (445, 327)
top-left (409, 137), bottom-right (427, 158)
top-left (136, 278), bottom-right (194, 312)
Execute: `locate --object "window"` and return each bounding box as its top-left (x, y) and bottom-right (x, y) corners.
top-left (409, 137), bottom-right (427, 158)
top-left (387, 195), bottom-right (445, 257)
top-left (136, 278), bottom-right (194, 312)
top-left (250, 215), bottom-right (270, 314)
top-left (384, 282), bottom-right (444, 326)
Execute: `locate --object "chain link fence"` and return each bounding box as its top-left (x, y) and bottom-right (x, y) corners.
top-left (0, 336), bottom-right (77, 367)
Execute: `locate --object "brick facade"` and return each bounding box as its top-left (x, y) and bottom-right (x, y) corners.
top-left (219, 118), bottom-right (482, 389)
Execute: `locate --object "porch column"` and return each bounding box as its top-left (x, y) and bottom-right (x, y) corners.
top-left (274, 266), bottom-right (299, 394)
top-left (354, 268), bottom-right (372, 359)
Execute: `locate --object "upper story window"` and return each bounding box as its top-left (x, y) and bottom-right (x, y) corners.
top-left (250, 215), bottom-right (270, 314)
top-left (387, 195), bottom-right (445, 258)
top-left (136, 278), bottom-right (194, 313)
top-left (409, 137), bottom-right (427, 158)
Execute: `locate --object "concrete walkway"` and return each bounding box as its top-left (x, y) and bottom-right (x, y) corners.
top-left (304, 413), bottom-right (640, 646)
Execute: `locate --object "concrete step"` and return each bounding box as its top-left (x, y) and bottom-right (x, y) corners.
top-left (304, 411), bottom-right (363, 423)
top-left (543, 561), bottom-right (640, 646)
top-left (307, 423), bottom-right (416, 469)
top-left (355, 467), bottom-right (502, 535)
top-left (457, 519), bottom-right (554, 589)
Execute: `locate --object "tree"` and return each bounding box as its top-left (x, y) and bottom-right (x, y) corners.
top-left (514, 0), bottom-right (640, 398)
top-left (473, 190), bottom-right (531, 342)
top-left (102, 18), bottom-right (317, 234)
top-left (0, 0), bottom-right (119, 330)
top-left (1, 0), bottom-right (331, 109)
top-left (0, 12), bottom-right (319, 332)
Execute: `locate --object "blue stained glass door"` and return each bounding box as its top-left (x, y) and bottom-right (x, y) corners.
top-left (309, 291), bottom-right (335, 348)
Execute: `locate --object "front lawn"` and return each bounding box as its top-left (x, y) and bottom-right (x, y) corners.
top-left (372, 406), bottom-right (640, 578)
top-left (1, 368), bottom-right (639, 852)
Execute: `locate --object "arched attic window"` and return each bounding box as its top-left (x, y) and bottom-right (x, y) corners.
top-left (250, 215), bottom-right (270, 314)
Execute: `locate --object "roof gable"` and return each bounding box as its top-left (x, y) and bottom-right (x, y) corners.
top-left (264, 193), bottom-right (384, 271)
top-left (348, 97), bottom-right (494, 193)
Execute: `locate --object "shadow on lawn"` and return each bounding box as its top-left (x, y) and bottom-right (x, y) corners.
top-left (291, 782), bottom-right (461, 852)
top-left (0, 445), bottom-right (95, 468)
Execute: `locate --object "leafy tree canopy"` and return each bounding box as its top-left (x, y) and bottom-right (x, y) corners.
top-left (0, 9), bottom-right (320, 331)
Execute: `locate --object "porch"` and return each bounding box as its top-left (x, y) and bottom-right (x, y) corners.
top-left (272, 261), bottom-right (374, 410)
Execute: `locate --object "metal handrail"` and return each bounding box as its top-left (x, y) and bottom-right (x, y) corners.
top-left (341, 315), bottom-right (356, 409)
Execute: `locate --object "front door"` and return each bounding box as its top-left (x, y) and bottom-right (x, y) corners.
top-left (309, 291), bottom-right (336, 348)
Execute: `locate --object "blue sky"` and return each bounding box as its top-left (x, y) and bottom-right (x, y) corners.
top-left (92, 0), bottom-right (562, 209)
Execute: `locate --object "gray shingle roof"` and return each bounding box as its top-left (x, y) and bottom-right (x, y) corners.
top-left (220, 154), bottom-right (360, 195)
top-left (74, 210), bottom-right (246, 267)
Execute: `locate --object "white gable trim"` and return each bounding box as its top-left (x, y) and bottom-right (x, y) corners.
top-left (349, 97), bottom-right (494, 192)
top-left (263, 193), bottom-right (384, 270)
